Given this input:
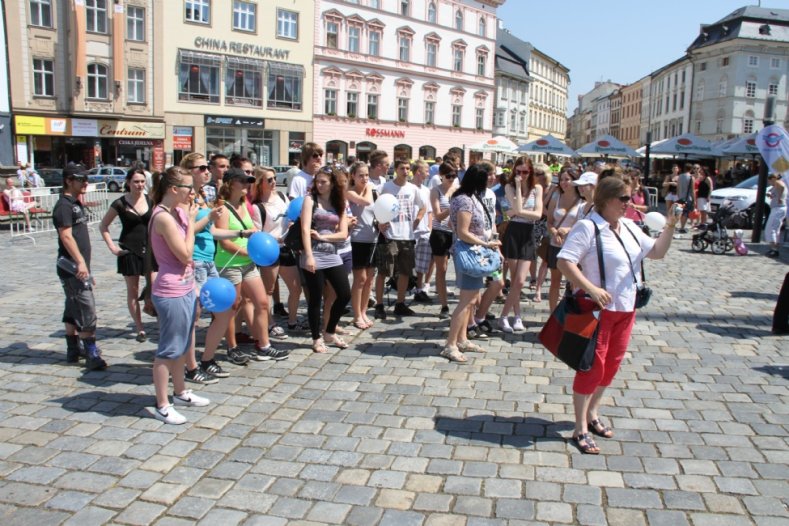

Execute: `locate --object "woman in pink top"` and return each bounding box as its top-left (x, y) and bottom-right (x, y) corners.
top-left (149, 167), bottom-right (210, 425)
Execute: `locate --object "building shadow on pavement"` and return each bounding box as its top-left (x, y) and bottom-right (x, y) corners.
top-left (353, 340), bottom-right (440, 358)
top-left (753, 365), bottom-right (789, 380)
top-left (695, 323), bottom-right (774, 338)
top-left (50, 390), bottom-right (152, 418)
top-left (728, 291), bottom-right (779, 301)
top-left (434, 414), bottom-right (573, 448)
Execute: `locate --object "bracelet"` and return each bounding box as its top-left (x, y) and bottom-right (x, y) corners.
top-left (238, 230), bottom-right (244, 238)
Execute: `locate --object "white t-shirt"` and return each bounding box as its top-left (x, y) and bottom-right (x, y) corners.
top-left (288, 170), bottom-right (313, 199)
top-left (414, 184), bottom-right (432, 239)
top-left (381, 180), bottom-right (425, 241)
top-left (369, 174), bottom-right (387, 194)
top-left (481, 188), bottom-right (497, 239)
top-left (558, 212), bottom-right (655, 312)
top-left (428, 173), bottom-right (442, 190)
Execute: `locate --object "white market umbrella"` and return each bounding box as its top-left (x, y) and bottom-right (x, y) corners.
top-left (576, 134), bottom-right (641, 158)
top-left (649, 132), bottom-right (723, 158)
top-left (469, 136), bottom-right (518, 154)
top-left (721, 133), bottom-right (759, 157)
top-left (636, 139), bottom-right (681, 160)
top-left (517, 134), bottom-right (576, 156)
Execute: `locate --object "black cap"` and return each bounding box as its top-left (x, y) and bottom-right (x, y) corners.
top-left (224, 167), bottom-right (255, 184)
top-left (63, 163), bottom-right (88, 180)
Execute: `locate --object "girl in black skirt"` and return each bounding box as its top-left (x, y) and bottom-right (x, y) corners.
top-left (99, 168), bottom-right (153, 342)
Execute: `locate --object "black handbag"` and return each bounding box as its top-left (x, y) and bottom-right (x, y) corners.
top-left (612, 224), bottom-right (652, 310)
top-left (283, 197), bottom-right (315, 254)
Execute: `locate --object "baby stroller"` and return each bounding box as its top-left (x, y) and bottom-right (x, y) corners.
top-left (691, 202), bottom-right (734, 254)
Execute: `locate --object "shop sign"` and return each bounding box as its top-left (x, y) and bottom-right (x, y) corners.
top-left (15, 115), bottom-right (47, 135)
top-left (173, 135), bottom-right (193, 150)
top-left (173, 126), bottom-right (193, 137)
top-left (194, 37), bottom-right (290, 61)
top-left (205, 115), bottom-right (264, 128)
top-left (98, 120), bottom-right (165, 139)
top-left (49, 119), bottom-right (68, 134)
top-left (72, 119), bottom-right (98, 137)
top-left (366, 128), bottom-right (406, 139)
top-left (152, 143), bottom-right (165, 172)
top-left (118, 139), bottom-right (156, 146)
top-left (289, 140), bottom-right (304, 153)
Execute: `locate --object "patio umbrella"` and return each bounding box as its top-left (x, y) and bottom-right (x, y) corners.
top-left (576, 134), bottom-right (640, 158)
top-left (469, 136), bottom-right (518, 154)
top-left (636, 139), bottom-right (677, 160)
top-left (516, 134), bottom-right (575, 156)
top-left (721, 133), bottom-right (759, 157)
top-left (649, 133), bottom-right (723, 158)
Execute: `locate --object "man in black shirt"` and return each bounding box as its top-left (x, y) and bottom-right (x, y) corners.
top-left (52, 164), bottom-right (107, 370)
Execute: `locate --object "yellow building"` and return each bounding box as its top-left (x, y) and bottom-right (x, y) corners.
top-left (161, 0), bottom-right (314, 166)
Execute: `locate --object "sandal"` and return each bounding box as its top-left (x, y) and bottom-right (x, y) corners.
top-left (588, 418), bottom-right (614, 439)
top-left (135, 331), bottom-right (147, 343)
top-left (440, 345), bottom-right (468, 363)
top-left (312, 339), bottom-right (328, 353)
top-left (325, 335), bottom-right (349, 349)
top-left (457, 340), bottom-right (485, 353)
top-left (352, 320), bottom-right (372, 330)
top-left (572, 433), bottom-right (600, 455)
top-left (529, 278), bottom-right (537, 290)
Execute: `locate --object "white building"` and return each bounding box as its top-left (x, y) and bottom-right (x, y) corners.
top-left (646, 57), bottom-right (693, 142)
top-left (594, 95), bottom-right (610, 137)
top-left (527, 46), bottom-right (570, 141)
top-left (313, 0), bottom-right (505, 163)
top-left (687, 6), bottom-right (789, 140)
top-left (493, 25), bottom-right (531, 143)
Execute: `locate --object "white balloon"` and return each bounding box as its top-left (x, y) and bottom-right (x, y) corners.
top-left (643, 212), bottom-right (666, 231)
top-left (373, 194), bottom-right (400, 223)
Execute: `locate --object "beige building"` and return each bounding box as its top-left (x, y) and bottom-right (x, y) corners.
top-left (161, 0), bottom-right (314, 167)
top-left (6, 0), bottom-right (165, 169)
top-left (620, 76), bottom-right (646, 149)
top-left (526, 46), bottom-right (569, 141)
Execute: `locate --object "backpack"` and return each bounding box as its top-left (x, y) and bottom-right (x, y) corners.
top-left (255, 191), bottom-right (287, 228)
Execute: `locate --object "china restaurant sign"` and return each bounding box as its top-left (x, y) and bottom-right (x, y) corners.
top-left (365, 128), bottom-right (406, 139)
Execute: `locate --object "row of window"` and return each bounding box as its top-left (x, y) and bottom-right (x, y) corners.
top-left (323, 89), bottom-right (485, 129)
top-left (34, 59), bottom-right (146, 103)
top-left (186, 0), bottom-right (299, 38)
top-left (346, 0), bottom-right (488, 36)
top-left (695, 79), bottom-right (780, 100)
top-left (698, 56), bottom-right (781, 71)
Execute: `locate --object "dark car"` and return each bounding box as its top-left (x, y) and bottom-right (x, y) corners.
top-left (39, 168), bottom-right (63, 187)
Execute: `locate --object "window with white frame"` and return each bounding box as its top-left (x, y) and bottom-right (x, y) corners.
top-left (399, 35), bottom-right (411, 62)
top-left (324, 89), bottom-right (337, 114)
top-left (398, 97), bottom-right (408, 121)
top-left (699, 62), bottom-right (707, 71)
top-left (369, 0), bottom-right (380, 7)
top-left (127, 68), bottom-right (145, 103)
top-left (127, 6), bottom-right (145, 41)
top-left (476, 108), bottom-right (485, 130)
top-left (452, 105), bottom-right (461, 127)
top-left (427, 2), bottom-right (436, 23)
top-left (347, 92), bottom-right (358, 117)
top-left (746, 80), bottom-right (756, 98)
top-left (721, 56), bottom-right (729, 67)
top-left (86, 0), bottom-right (107, 33)
top-left (400, 0), bottom-right (409, 16)
top-left (226, 58), bottom-right (264, 107)
top-left (326, 21), bottom-right (339, 49)
top-left (178, 51), bottom-right (220, 103)
top-left (30, 0), bottom-right (52, 27)
top-left (87, 63), bottom-right (108, 99)
top-left (743, 118), bottom-right (753, 134)
top-left (771, 57), bottom-right (780, 69)
top-left (233, 1), bottom-right (256, 32)
top-left (519, 112), bottom-right (526, 132)
top-left (369, 30), bottom-right (380, 56)
top-left (748, 55), bottom-right (758, 67)
top-left (509, 110), bottom-right (517, 131)
top-left (348, 26), bottom-right (360, 52)
top-left (453, 48), bottom-right (463, 72)
top-left (277, 9), bottom-right (298, 39)
top-left (719, 78), bottom-right (727, 97)
top-left (769, 83), bottom-right (778, 96)
top-left (495, 110), bottom-right (504, 128)
top-left (367, 94), bottom-right (378, 119)
top-left (425, 101), bottom-right (434, 124)
top-left (716, 117), bottom-right (723, 133)
top-left (267, 63), bottom-right (303, 110)
top-left (455, 10), bottom-right (463, 31)
top-left (33, 58), bottom-right (54, 96)
top-left (185, 0), bottom-right (210, 24)
top-left (477, 54), bottom-right (485, 76)
top-left (695, 120), bottom-right (701, 133)
top-left (696, 82), bottom-right (704, 100)
top-left (478, 17), bottom-right (486, 37)
top-left (426, 42), bottom-right (437, 67)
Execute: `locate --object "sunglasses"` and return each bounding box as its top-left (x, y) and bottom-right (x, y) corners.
top-left (312, 153), bottom-right (323, 159)
top-left (515, 169), bottom-right (530, 175)
top-left (444, 174), bottom-right (457, 179)
top-left (617, 195), bottom-right (631, 203)
top-left (173, 184), bottom-right (193, 189)
top-left (266, 177), bottom-right (276, 183)
top-left (191, 165), bottom-right (209, 171)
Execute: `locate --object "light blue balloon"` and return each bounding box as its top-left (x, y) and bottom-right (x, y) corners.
top-left (247, 231), bottom-right (279, 266)
top-left (286, 196), bottom-right (305, 221)
top-left (199, 277), bottom-right (236, 312)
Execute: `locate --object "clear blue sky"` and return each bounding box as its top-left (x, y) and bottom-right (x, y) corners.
top-left (496, 1), bottom-right (776, 115)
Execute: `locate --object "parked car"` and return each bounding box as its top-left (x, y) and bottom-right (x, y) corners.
top-left (709, 175), bottom-right (770, 228)
top-left (87, 166), bottom-right (128, 192)
top-left (273, 165), bottom-right (297, 187)
top-left (39, 168), bottom-right (63, 187)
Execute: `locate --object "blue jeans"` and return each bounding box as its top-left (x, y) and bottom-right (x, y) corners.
top-left (193, 260), bottom-right (219, 290)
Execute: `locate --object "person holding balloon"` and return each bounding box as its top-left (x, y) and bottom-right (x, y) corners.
top-left (148, 167), bottom-right (210, 424)
top-left (347, 161), bottom-right (378, 330)
top-left (300, 165), bottom-right (352, 353)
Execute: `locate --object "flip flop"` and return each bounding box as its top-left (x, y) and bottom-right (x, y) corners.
top-left (440, 346), bottom-right (468, 363)
top-left (325, 335), bottom-right (349, 349)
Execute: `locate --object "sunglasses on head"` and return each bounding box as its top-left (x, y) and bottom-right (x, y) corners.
top-left (191, 164), bottom-right (208, 171)
top-left (617, 195), bottom-right (631, 203)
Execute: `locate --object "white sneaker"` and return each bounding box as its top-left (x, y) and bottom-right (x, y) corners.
top-left (498, 317), bottom-right (513, 333)
top-left (173, 390), bottom-right (210, 407)
top-left (154, 404), bottom-right (186, 425)
top-left (512, 317), bottom-right (525, 331)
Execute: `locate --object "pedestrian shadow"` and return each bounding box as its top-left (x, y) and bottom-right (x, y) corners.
top-left (695, 323), bottom-right (774, 339)
top-left (728, 291), bottom-right (778, 301)
top-left (76, 363), bottom-right (152, 387)
top-left (50, 390), bottom-right (151, 418)
top-left (753, 365), bottom-right (789, 380)
top-left (353, 340), bottom-right (438, 358)
top-left (434, 414), bottom-right (573, 447)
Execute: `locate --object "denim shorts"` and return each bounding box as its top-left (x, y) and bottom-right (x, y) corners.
top-left (194, 260), bottom-right (219, 290)
top-left (453, 260), bottom-right (484, 291)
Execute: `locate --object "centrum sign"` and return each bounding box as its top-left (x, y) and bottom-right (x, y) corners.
top-left (194, 37), bottom-right (290, 60)
top-left (98, 120), bottom-right (165, 139)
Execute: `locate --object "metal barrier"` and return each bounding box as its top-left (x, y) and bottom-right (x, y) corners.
top-left (644, 186), bottom-right (659, 211)
top-left (8, 183), bottom-right (110, 244)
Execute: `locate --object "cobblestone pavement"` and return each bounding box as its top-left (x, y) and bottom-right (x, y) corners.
top-left (0, 227), bottom-right (787, 526)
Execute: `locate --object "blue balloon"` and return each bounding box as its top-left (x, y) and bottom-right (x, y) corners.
top-left (199, 277), bottom-right (236, 313)
top-left (247, 231), bottom-right (279, 266)
top-left (286, 196), bottom-right (304, 221)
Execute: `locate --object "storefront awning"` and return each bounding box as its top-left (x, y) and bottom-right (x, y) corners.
top-left (268, 62), bottom-right (304, 77)
top-left (178, 49), bottom-right (222, 67)
top-left (226, 56), bottom-right (265, 71)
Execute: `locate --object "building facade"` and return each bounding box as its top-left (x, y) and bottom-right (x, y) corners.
top-left (526, 46), bottom-right (569, 141)
top-left (609, 88), bottom-right (621, 141)
top-left (161, 0), bottom-right (314, 167)
top-left (646, 57), bottom-right (693, 142)
top-left (6, 0), bottom-right (165, 169)
top-left (493, 25), bottom-right (530, 144)
top-left (619, 76), bottom-right (645, 148)
top-left (312, 0), bottom-right (505, 164)
top-left (0, 0), bottom-right (13, 165)
top-left (688, 6), bottom-right (789, 141)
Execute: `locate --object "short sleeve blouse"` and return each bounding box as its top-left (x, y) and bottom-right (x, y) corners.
top-left (450, 193), bottom-right (486, 238)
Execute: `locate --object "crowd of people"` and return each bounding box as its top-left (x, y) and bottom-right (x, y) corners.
top-left (53, 144), bottom-right (680, 446)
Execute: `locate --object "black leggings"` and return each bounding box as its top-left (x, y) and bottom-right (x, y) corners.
top-left (302, 264), bottom-right (351, 340)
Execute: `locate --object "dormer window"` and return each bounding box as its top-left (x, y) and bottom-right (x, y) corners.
top-left (759, 24), bottom-right (771, 35)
